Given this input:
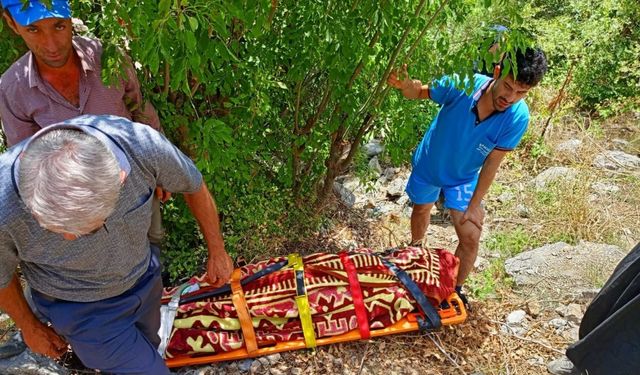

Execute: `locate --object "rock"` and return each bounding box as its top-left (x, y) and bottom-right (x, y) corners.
top-left (561, 326), bottom-right (580, 341)
top-left (363, 139), bottom-right (384, 157)
top-left (548, 318), bottom-right (569, 330)
top-left (556, 303), bottom-right (583, 324)
top-left (474, 256), bottom-right (489, 271)
top-left (531, 167), bottom-right (578, 190)
top-left (333, 182), bottom-right (356, 207)
top-left (0, 333), bottom-right (26, 360)
top-left (526, 301), bottom-right (542, 318)
top-left (555, 139), bottom-right (582, 155)
top-left (382, 167), bottom-right (399, 181)
top-left (497, 191), bottom-right (515, 203)
top-left (506, 310), bottom-right (527, 326)
top-left (527, 355), bottom-right (545, 366)
top-left (593, 150), bottom-right (640, 171)
top-left (591, 181), bottom-right (620, 194)
top-left (386, 177), bottom-right (407, 198)
top-left (612, 138), bottom-right (629, 150)
top-left (250, 360), bottom-right (262, 374)
top-left (504, 242), bottom-right (625, 293)
top-left (368, 156), bottom-right (383, 175)
top-left (0, 313), bottom-right (9, 323)
top-left (266, 353), bottom-right (281, 365)
top-left (269, 368), bottom-right (284, 375)
top-left (238, 359), bottom-right (254, 372)
top-left (290, 369), bottom-right (303, 375)
top-left (396, 195), bottom-right (409, 207)
top-left (0, 349), bottom-right (68, 375)
top-left (547, 356), bottom-right (581, 375)
top-left (516, 204), bottom-right (531, 218)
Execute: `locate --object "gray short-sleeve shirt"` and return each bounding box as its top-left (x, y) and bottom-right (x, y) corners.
top-left (0, 115), bottom-right (202, 302)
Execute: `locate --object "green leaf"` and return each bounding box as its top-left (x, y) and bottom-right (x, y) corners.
top-left (185, 31), bottom-right (197, 51)
top-left (158, 0), bottom-right (171, 14)
top-left (188, 16), bottom-right (199, 31)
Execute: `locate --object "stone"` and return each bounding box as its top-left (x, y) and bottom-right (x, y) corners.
top-left (555, 139), bottom-right (582, 155)
top-left (526, 301), bottom-right (542, 318)
top-left (0, 313), bottom-right (10, 323)
top-left (531, 167), bottom-right (578, 190)
top-left (516, 204), bottom-right (530, 218)
top-left (496, 191), bottom-right (515, 203)
top-left (386, 177), bottom-right (407, 198)
top-left (527, 355), bottom-right (545, 366)
top-left (0, 349), bottom-right (68, 375)
top-left (556, 303), bottom-right (583, 324)
top-left (368, 156), bottom-right (383, 175)
top-left (591, 181), bottom-right (620, 194)
top-left (0, 333), bottom-right (26, 360)
top-left (382, 167), bottom-right (399, 181)
top-left (290, 369), bottom-right (303, 375)
top-left (548, 318), bottom-right (569, 331)
top-left (238, 359), bottom-right (254, 372)
top-left (506, 310), bottom-right (527, 326)
top-left (266, 353), bottom-right (281, 365)
top-left (269, 368), bottom-right (284, 375)
top-left (362, 139), bottom-right (384, 157)
top-left (593, 150), bottom-right (640, 171)
top-left (547, 356), bottom-right (581, 375)
top-left (333, 182), bottom-right (356, 208)
top-left (474, 256), bottom-right (489, 271)
top-left (612, 138), bottom-right (629, 150)
top-left (504, 242), bottom-right (625, 291)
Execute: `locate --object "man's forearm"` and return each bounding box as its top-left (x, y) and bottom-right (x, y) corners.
top-left (0, 274), bottom-right (41, 331)
top-left (182, 182), bottom-right (225, 255)
top-left (469, 150), bottom-right (507, 208)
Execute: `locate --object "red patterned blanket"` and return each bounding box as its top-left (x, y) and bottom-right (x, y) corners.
top-left (163, 247), bottom-right (459, 357)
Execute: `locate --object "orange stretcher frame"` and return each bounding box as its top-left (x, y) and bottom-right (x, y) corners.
top-left (165, 292), bottom-right (467, 368)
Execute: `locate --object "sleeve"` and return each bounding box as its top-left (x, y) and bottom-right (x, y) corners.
top-left (121, 55), bottom-right (162, 132)
top-left (0, 229), bottom-right (19, 289)
top-left (0, 90), bottom-right (41, 147)
top-left (133, 123), bottom-right (202, 193)
top-left (495, 104), bottom-right (530, 151)
top-left (428, 75), bottom-right (461, 106)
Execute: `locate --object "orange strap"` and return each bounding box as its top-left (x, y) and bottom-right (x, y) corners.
top-left (230, 269), bottom-right (258, 353)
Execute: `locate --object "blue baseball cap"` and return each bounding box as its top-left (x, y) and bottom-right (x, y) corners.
top-left (1, 0), bottom-right (71, 26)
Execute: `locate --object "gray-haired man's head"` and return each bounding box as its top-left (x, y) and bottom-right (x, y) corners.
top-left (18, 129), bottom-right (123, 238)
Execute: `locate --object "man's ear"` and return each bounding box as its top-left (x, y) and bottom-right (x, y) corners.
top-left (492, 64), bottom-right (501, 80)
top-left (2, 12), bottom-right (20, 34)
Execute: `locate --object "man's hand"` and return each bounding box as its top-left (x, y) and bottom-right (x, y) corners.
top-left (206, 250), bottom-right (234, 288)
top-left (387, 64), bottom-right (423, 99)
top-left (21, 321), bottom-right (67, 359)
top-left (461, 204), bottom-right (484, 231)
top-left (155, 187), bottom-right (172, 203)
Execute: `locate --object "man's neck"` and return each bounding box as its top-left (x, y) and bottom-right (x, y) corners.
top-left (476, 80), bottom-right (497, 121)
top-left (35, 50), bottom-right (82, 107)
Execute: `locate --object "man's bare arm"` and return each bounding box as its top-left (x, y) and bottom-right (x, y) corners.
top-left (0, 274), bottom-right (67, 358)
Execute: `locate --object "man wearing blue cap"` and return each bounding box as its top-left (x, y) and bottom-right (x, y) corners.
top-left (0, 114), bottom-right (234, 374)
top-left (1, 0), bottom-right (168, 250)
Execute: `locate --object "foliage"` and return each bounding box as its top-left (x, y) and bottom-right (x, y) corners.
top-left (528, 0), bottom-right (640, 113)
top-left (0, 0), bottom-right (535, 279)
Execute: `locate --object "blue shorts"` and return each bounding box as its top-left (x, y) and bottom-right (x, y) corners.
top-left (31, 246), bottom-right (170, 375)
top-left (405, 172), bottom-right (478, 212)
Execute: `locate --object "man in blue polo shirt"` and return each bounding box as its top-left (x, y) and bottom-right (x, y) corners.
top-left (388, 47), bottom-right (547, 303)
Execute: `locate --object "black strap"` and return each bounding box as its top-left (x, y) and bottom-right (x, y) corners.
top-left (179, 259), bottom-right (289, 305)
top-left (376, 254), bottom-right (442, 330)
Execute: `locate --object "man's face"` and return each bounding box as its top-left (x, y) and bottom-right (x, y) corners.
top-left (3, 14), bottom-right (74, 68)
top-left (490, 70), bottom-right (532, 112)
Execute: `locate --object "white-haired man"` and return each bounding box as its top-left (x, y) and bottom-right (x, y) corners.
top-left (0, 115), bottom-right (233, 374)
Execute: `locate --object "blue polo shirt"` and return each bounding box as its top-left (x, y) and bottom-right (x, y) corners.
top-left (412, 74), bottom-right (529, 186)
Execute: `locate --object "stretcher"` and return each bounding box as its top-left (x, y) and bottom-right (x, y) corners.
top-left (158, 247), bottom-right (468, 368)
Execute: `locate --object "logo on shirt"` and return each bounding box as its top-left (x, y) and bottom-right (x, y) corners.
top-left (476, 143), bottom-right (492, 156)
